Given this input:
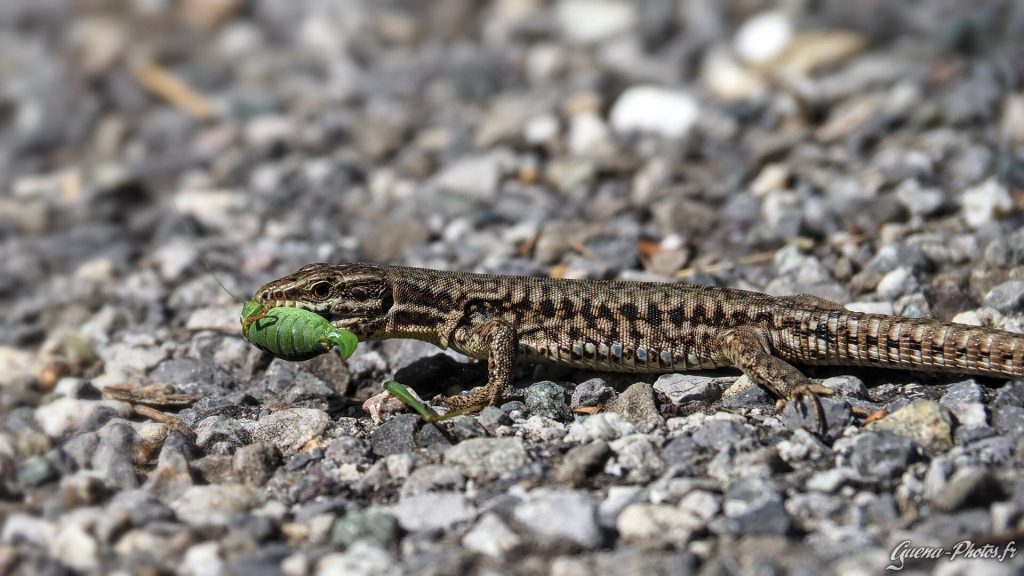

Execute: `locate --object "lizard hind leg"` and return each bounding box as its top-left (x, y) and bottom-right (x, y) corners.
top-left (434, 320), bottom-right (517, 414)
top-left (719, 326), bottom-right (834, 435)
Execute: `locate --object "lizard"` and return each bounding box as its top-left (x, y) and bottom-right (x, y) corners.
top-left (252, 262), bottom-right (1024, 429)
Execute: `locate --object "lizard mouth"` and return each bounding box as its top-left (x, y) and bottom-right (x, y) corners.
top-left (259, 299), bottom-right (367, 329)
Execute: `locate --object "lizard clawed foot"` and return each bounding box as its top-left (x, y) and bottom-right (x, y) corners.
top-left (777, 381), bottom-right (834, 436)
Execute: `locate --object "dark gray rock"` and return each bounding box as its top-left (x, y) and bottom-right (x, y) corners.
top-left (849, 432), bottom-right (919, 480)
top-left (194, 415), bottom-right (250, 455)
top-left (370, 414), bottom-right (420, 457)
top-left (607, 382), bottom-right (664, 432)
top-left (233, 442), bottom-right (281, 486)
top-left (721, 478), bottom-right (791, 535)
top-left (92, 422), bottom-right (138, 490)
top-left (555, 440), bottom-right (611, 486)
top-left (400, 465), bottom-right (466, 498)
top-left (148, 357), bottom-right (234, 397)
top-left (931, 467), bottom-right (1005, 512)
top-left (324, 437), bottom-right (372, 465)
top-left (524, 381), bottom-right (572, 422)
top-left (983, 280), bottom-right (1024, 313)
top-left (780, 396), bottom-right (852, 439)
top-left (570, 378), bottom-right (616, 409)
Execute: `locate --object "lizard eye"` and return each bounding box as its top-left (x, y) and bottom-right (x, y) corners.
top-left (310, 282), bottom-right (331, 299)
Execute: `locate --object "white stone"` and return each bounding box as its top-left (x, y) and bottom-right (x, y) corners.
top-left (171, 485), bottom-right (264, 527)
top-left (846, 301), bottom-right (894, 315)
top-left (52, 522), bottom-right (99, 572)
top-left (876, 267), bottom-right (919, 300)
top-left (894, 179), bottom-right (945, 217)
top-left (181, 542), bottom-right (224, 576)
top-left (0, 346), bottom-right (35, 389)
top-left (616, 503), bottom-right (703, 547)
top-left (962, 178), bottom-right (1013, 228)
top-left (390, 492), bottom-right (476, 532)
top-left (701, 46), bottom-right (767, 101)
top-left (565, 412), bottom-right (635, 443)
top-left (750, 163), bottom-right (790, 197)
top-left (734, 11), bottom-right (793, 65)
top-left (35, 397), bottom-right (133, 439)
top-left (432, 154), bottom-right (503, 201)
top-left (523, 113), bottom-right (559, 144)
top-left (556, 0), bottom-right (636, 44)
top-left (609, 86), bottom-right (700, 139)
top-left (568, 112), bottom-right (614, 157)
top-left (316, 543), bottom-right (401, 576)
top-left (462, 513), bottom-right (521, 559)
top-left (1, 514), bottom-right (55, 547)
top-left (513, 489), bottom-right (601, 549)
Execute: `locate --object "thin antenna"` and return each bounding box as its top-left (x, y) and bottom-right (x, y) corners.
top-left (171, 196), bottom-right (244, 304)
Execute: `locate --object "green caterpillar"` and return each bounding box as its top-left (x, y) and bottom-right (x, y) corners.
top-left (240, 299), bottom-right (358, 362)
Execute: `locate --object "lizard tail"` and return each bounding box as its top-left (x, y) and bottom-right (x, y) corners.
top-left (775, 309), bottom-right (1024, 378)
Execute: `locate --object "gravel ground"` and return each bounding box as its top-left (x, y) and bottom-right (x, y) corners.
top-left (2, 1), bottom-right (1024, 574)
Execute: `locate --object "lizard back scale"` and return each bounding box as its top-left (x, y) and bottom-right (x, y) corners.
top-left (254, 263), bottom-right (1024, 420)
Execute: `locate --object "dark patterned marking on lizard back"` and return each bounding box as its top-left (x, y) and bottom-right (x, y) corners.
top-left (620, 302), bottom-right (639, 321)
top-left (669, 305), bottom-right (687, 325)
top-left (647, 303), bottom-right (662, 325)
top-left (539, 298), bottom-right (556, 318)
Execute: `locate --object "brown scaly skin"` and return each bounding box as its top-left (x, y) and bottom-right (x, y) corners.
top-left (254, 263), bottom-right (1024, 429)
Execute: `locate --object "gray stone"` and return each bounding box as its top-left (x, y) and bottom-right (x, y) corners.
top-left (617, 503), bottom-right (703, 548)
top-left (994, 405), bottom-right (1024, 439)
top-left (524, 381), bottom-right (572, 422)
top-left (444, 437), bottom-right (529, 479)
top-left (653, 374), bottom-right (727, 405)
top-left (171, 484), bottom-right (264, 527)
top-left (555, 440), bottom-right (611, 486)
top-left (194, 415), bottom-right (250, 454)
top-left (390, 491), bottom-right (476, 532)
top-left (564, 412), bottom-right (635, 443)
top-left (462, 512), bottom-right (521, 559)
top-left (16, 455), bottom-right (57, 489)
top-left (984, 280), bottom-right (1024, 313)
top-left (607, 382), bottom-right (663, 432)
top-left (722, 479), bottom-right (791, 535)
top-left (931, 467), bottom-right (1005, 512)
top-left (316, 542), bottom-right (401, 576)
top-left (252, 408), bottom-right (330, 457)
top-left (866, 400), bottom-right (953, 454)
top-left (148, 357), bottom-right (233, 397)
top-left (260, 359), bottom-right (336, 404)
top-left (606, 434), bottom-right (666, 483)
top-left (779, 396), bottom-right (852, 439)
top-left (331, 508), bottom-right (401, 550)
top-left (370, 414), bottom-right (420, 457)
top-left (513, 489), bottom-right (602, 549)
top-left (92, 422), bottom-right (139, 490)
top-left (324, 436), bottom-right (372, 465)
top-left (400, 465), bottom-right (466, 499)
top-left (849, 432), bottom-right (918, 480)
top-left (232, 442), bottom-right (281, 486)
top-left (570, 378), bottom-right (616, 409)
top-left (940, 380), bottom-right (988, 428)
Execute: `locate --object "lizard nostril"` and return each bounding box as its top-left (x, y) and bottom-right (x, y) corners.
top-left (260, 291), bottom-right (269, 301)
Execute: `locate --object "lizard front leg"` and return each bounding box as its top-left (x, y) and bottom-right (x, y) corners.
top-left (719, 326), bottom-right (834, 434)
top-left (435, 319), bottom-right (517, 413)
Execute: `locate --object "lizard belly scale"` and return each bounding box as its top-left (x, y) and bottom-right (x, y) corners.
top-left (516, 335), bottom-right (730, 373)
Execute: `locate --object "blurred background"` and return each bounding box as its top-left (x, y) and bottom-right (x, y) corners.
top-left (1, 0), bottom-right (1024, 574)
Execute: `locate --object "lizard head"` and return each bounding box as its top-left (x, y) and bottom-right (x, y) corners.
top-left (253, 263), bottom-right (392, 331)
